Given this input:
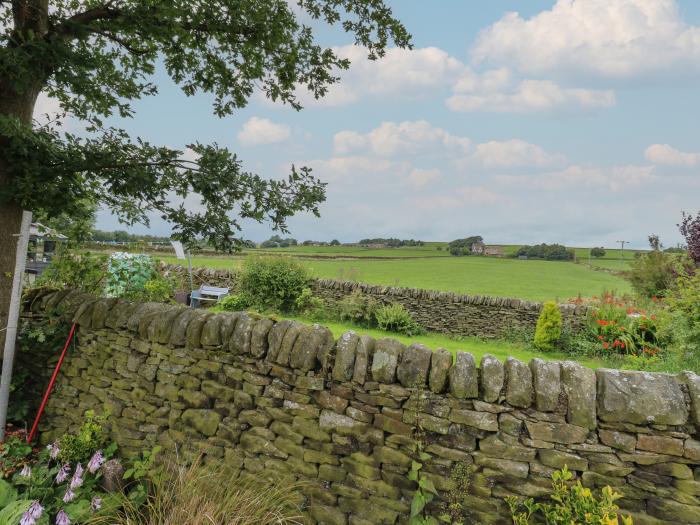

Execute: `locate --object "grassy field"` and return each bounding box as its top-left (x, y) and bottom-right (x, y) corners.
top-left (160, 251), bottom-right (631, 302)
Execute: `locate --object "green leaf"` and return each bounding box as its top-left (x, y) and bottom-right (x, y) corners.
top-left (0, 479), bottom-right (17, 508)
top-left (0, 500), bottom-right (32, 525)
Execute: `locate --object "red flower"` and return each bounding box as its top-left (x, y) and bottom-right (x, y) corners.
top-left (620, 343), bottom-right (625, 349)
top-left (598, 335), bottom-right (604, 341)
top-left (603, 342), bottom-right (610, 350)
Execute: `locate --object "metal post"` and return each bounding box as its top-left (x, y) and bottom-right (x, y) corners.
top-left (0, 210), bottom-right (33, 440)
top-left (617, 240), bottom-right (628, 269)
top-left (187, 251), bottom-right (194, 293)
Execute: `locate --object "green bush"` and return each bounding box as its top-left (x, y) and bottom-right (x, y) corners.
top-left (218, 292), bottom-right (252, 312)
top-left (374, 303), bottom-right (424, 336)
top-left (124, 274), bottom-right (176, 303)
top-left (337, 290), bottom-right (378, 326)
top-left (666, 273), bottom-right (700, 352)
top-left (507, 466), bottom-right (632, 525)
top-left (626, 251), bottom-right (677, 298)
top-left (294, 288), bottom-right (327, 319)
top-left (590, 247), bottom-right (606, 258)
top-left (533, 301), bottom-right (562, 351)
top-left (238, 256), bottom-right (309, 312)
top-left (57, 410), bottom-right (109, 464)
top-left (36, 251), bottom-right (107, 294)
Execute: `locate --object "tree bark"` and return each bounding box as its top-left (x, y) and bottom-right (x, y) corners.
top-left (0, 82), bottom-right (40, 356)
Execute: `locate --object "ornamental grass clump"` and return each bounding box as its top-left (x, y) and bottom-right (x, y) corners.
top-left (533, 301), bottom-right (562, 351)
top-left (86, 456), bottom-right (307, 525)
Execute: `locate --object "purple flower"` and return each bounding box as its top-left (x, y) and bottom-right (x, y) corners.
top-left (46, 443), bottom-right (60, 460)
top-left (63, 488), bottom-right (76, 503)
top-left (70, 463), bottom-right (84, 489)
top-left (87, 451), bottom-right (104, 474)
top-left (56, 510), bottom-right (71, 525)
top-left (20, 465), bottom-right (31, 478)
top-left (20, 511), bottom-right (35, 525)
top-left (28, 502), bottom-right (44, 519)
top-left (21, 502), bottom-right (43, 525)
top-left (91, 496), bottom-right (102, 511)
top-left (55, 463), bottom-right (71, 483)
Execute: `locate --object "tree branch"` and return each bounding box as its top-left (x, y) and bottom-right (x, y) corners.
top-left (50, 4), bottom-right (122, 38)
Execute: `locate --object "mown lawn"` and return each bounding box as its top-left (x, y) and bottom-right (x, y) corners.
top-left (163, 254), bottom-right (632, 302)
top-left (285, 314), bottom-right (608, 369)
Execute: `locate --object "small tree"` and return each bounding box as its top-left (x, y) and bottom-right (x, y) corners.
top-left (533, 301), bottom-right (562, 351)
top-left (590, 247), bottom-right (606, 258)
top-left (679, 211), bottom-right (700, 265)
top-left (330, 239), bottom-right (341, 246)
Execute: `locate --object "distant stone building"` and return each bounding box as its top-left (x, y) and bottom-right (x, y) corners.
top-left (26, 222), bottom-right (67, 283)
top-left (484, 246), bottom-right (505, 257)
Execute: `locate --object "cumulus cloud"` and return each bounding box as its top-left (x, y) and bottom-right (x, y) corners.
top-left (333, 120), bottom-right (471, 157)
top-left (644, 143), bottom-right (699, 167)
top-left (238, 117), bottom-right (290, 146)
top-left (472, 0), bottom-right (700, 78)
top-left (472, 139), bottom-right (567, 169)
top-left (447, 70), bottom-right (615, 112)
top-left (297, 45), bottom-right (465, 107)
top-left (333, 120), bottom-right (566, 170)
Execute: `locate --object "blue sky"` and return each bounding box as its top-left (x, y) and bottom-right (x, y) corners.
top-left (82, 0), bottom-right (700, 248)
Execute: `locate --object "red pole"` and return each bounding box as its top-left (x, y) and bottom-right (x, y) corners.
top-left (26, 323), bottom-right (77, 444)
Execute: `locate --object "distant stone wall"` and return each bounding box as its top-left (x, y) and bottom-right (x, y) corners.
top-left (20, 288), bottom-right (700, 524)
top-left (159, 263), bottom-right (588, 338)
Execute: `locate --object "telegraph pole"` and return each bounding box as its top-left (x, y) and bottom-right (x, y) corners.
top-left (617, 240), bottom-right (628, 269)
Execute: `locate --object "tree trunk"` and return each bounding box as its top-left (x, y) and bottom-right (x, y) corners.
top-left (0, 82), bottom-right (40, 356)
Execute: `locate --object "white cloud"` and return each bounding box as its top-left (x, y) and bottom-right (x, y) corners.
top-left (333, 121), bottom-right (565, 170)
top-left (472, 0), bottom-right (700, 78)
top-left (238, 117), bottom-right (290, 146)
top-left (333, 120), bottom-right (471, 157)
top-left (447, 71), bottom-right (615, 113)
top-left (296, 45), bottom-right (466, 107)
top-left (408, 168), bottom-right (441, 188)
top-left (472, 139), bottom-right (567, 168)
top-left (495, 164), bottom-right (657, 192)
top-left (644, 143), bottom-right (699, 167)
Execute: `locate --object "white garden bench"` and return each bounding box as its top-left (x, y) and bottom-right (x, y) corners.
top-left (190, 285), bottom-right (229, 308)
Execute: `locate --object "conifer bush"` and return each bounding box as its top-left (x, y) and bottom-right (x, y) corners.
top-left (533, 301), bottom-right (563, 351)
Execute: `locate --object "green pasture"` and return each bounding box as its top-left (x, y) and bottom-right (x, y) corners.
top-left (160, 252), bottom-right (631, 302)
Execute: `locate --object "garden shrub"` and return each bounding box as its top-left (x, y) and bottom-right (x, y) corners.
top-left (626, 250), bottom-right (678, 298)
top-left (533, 301), bottom-right (562, 351)
top-left (374, 303), bottom-right (425, 336)
top-left (588, 293), bottom-right (661, 357)
top-left (1, 413), bottom-right (119, 525)
top-left (294, 288), bottom-right (327, 319)
top-left (338, 290), bottom-right (378, 326)
top-left (36, 251), bottom-right (107, 294)
top-left (238, 256), bottom-right (310, 312)
top-left (57, 410), bottom-right (109, 464)
top-left (666, 272), bottom-right (700, 352)
top-left (217, 292), bottom-right (252, 312)
top-left (506, 466), bottom-right (633, 525)
top-left (104, 252), bottom-right (157, 298)
top-left (124, 274), bottom-right (176, 303)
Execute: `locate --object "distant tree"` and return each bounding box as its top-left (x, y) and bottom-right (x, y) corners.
top-left (448, 236), bottom-right (483, 256)
top-left (679, 211), bottom-right (700, 265)
top-left (648, 234), bottom-right (663, 251)
top-left (330, 239), bottom-right (341, 246)
top-left (516, 244), bottom-right (574, 261)
top-left (590, 247), bottom-right (606, 258)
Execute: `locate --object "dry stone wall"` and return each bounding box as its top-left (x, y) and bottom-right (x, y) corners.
top-left (159, 263), bottom-right (588, 338)
top-left (21, 288), bottom-right (700, 525)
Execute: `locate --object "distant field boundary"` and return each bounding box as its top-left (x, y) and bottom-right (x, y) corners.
top-left (160, 263), bottom-right (589, 339)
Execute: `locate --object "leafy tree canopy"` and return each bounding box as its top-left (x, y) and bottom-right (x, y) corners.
top-left (448, 236), bottom-right (483, 256)
top-left (0, 0), bottom-right (411, 250)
